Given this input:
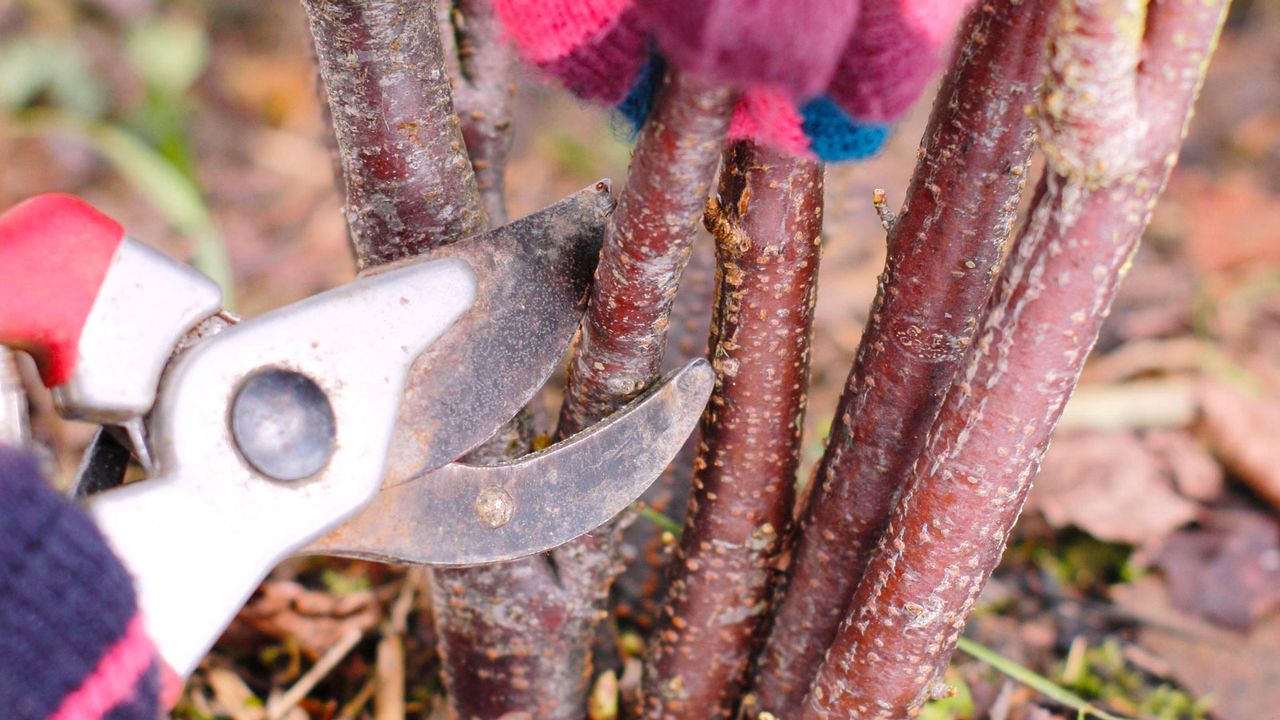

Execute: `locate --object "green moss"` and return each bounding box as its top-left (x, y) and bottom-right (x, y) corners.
top-left (1005, 529), bottom-right (1136, 594)
top-left (1055, 638), bottom-right (1211, 720)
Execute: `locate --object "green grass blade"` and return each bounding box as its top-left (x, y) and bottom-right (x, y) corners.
top-left (955, 637), bottom-right (1130, 720)
top-left (636, 504), bottom-right (683, 536)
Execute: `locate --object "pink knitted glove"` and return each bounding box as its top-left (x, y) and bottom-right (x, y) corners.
top-left (494, 0), bottom-right (976, 159)
top-left (827, 0), bottom-right (974, 121)
top-left (493, 0), bottom-right (649, 103)
top-left (635, 0), bottom-right (861, 100)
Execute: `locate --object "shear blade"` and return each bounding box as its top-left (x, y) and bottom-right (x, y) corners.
top-left (308, 359), bottom-right (713, 566)
top-left (69, 183), bottom-right (613, 497)
top-left (380, 182), bottom-right (615, 487)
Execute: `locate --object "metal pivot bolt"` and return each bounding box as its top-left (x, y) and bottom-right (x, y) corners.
top-left (474, 486), bottom-right (515, 529)
top-left (231, 369), bottom-right (336, 481)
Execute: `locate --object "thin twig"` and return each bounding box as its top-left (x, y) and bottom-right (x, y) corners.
top-left (334, 674), bottom-right (377, 720)
top-left (266, 626), bottom-right (364, 720)
top-left (374, 580), bottom-right (415, 720)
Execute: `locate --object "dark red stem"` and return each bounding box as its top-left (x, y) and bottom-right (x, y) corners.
top-left (555, 70), bottom-right (735, 438)
top-left (613, 235), bottom-right (716, 632)
top-left (302, 0), bottom-right (485, 267)
top-left (641, 140), bottom-right (823, 720)
top-left (438, 0), bottom-right (516, 226)
top-left (802, 1), bottom-right (1228, 716)
top-left (429, 69), bottom-right (735, 720)
top-left (751, 1), bottom-right (1050, 714)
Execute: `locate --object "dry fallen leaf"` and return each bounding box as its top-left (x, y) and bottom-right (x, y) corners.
top-left (1154, 508), bottom-right (1280, 630)
top-left (205, 665), bottom-right (266, 720)
top-left (1029, 431), bottom-right (1198, 548)
top-left (1170, 171), bottom-right (1280, 274)
top-left (236, 580), bottom-right (381, 659)
top-left (1113, 577), bottom-right (1280, 720)
top-left (1146, 429), bottom-right (1224, 502)
top-left (1197, 381), bottom-right (1280, 513)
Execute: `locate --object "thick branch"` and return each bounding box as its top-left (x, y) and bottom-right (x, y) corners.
top-left (431, 555), bottom-right (575, 718)
top-left (750, 1), bottom-right (1051, 714)
top-left (303, 0), bottom-right (485, 267)
top-left (428, 69), bottom-right (735, 720)
top-left (544, 67), bottom-right (736, 713)
top-left (801, 1), bottom-right (1228, 717)
top-left (641, 141), bottom-right (823, 720)
top-left (302, 3), bottom-right (543, 716)
top-left (547, 70), bottom-right (735, 701)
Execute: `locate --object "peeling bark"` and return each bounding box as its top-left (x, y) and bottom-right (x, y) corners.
top-left (426, 69), bottom-right (735, 720)
top-left (302, 0), bottom-right (485, 267)
top-left (801, 1), bottom-right (1228, 717)
top-left (751, 1), bottom-right (1051, 715)
top-left (641, 141), bottom-right (823, 720)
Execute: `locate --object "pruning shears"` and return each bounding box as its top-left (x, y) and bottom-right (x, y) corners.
top-left (0, 185), bottom-right (711, 679)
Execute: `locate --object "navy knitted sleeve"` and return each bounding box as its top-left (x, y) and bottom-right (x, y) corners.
top-left (0, 446), bottom-right (162, 720)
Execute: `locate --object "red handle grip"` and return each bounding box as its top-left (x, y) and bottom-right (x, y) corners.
top-left (0, 194), bottom-right (124, 387)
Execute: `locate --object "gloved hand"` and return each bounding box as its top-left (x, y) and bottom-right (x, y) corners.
top-left (0, 446), bottom-right (163, 720)
top-left (493, 0), bottom-right (973, 161)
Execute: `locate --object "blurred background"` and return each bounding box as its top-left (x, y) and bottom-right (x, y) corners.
top-left (1, 0), bottom-right (1278, 718)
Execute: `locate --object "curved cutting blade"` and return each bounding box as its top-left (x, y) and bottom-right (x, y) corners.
top-left (308, 359), bottom-right (713, 566)
top-left (380, 182), bottom-right (615, 487)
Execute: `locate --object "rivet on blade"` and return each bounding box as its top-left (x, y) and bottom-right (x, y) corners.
top-left (474, 486), bottom-right (515, 529)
